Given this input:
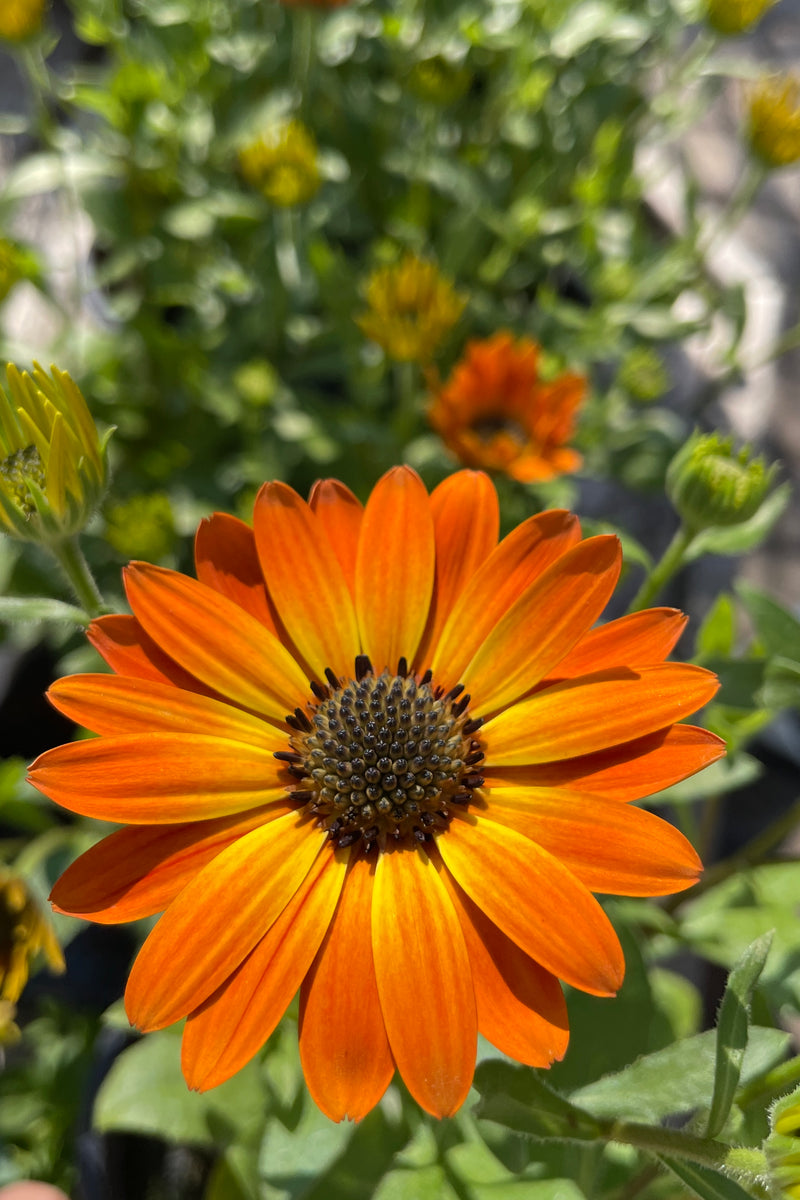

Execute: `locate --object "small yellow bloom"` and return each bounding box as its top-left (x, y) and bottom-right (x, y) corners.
top-left (706, 0), bottom-right (774, 33)
top-left (0, 0), bottom-right (47, 41)
top-left (0, 868), bottom-right (64, 1005)
top-left (238, 120), bottom-right (321, 208)
top-left (105, 492), bottom-right (175, 562)
top-left (748, 75), bottom-right (800, 168)
top-left (357, 254), bottom-right (466, 363)
top-left (0, 363), bottom-right (111, 543)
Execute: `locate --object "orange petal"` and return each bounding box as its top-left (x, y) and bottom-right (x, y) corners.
top-left (547, 608), bottom-right (688, 680)
top-left (437, 812), bottom-right (624, 997)
top-left (462, 535), bottom-right (621, 714)
top-left (483, 664), bottom-right (720, 766)
top-left (29, 733), bottom-right (290, 823)
top-left (125, 812), bottom-right (326, 1030)
top-left (299, 854), bottom-right (395, 1121)
top-left (354, 467), bottom-right (435, 673)
top-left (47, 675), bottom-right (279, 747)
top-left (124, 562), bottom-right (309, 723)
top-left (431, 510), bottom-right (581, 691)
top-left (482, 725), bottom-right (726, 802)
top-left (416, 471), bottom-right (499, 665)
top-left (439, 865), bottom-right (569, 1067)
top-left (50, 806), bottom-right (287, 922)
top-left (308, 479), bottom-right (364, 596)
top-left (484, 787), bottom-right (702, 896)
top-left (194, 512), bottom-right (278, 632)
top-left (372, 844), bottom-right (476, 1117)
top-left (87, 614), bottom-right (218, 696)
top-left (183, 846), bottom-right (347, 1091)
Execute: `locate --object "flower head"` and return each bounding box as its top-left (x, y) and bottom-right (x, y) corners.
top-left (32, 468), bottom-right (722, 1121)
top-left (0, 867), bottom-right (64, 1004)
top-left (748, 75), bottom-right (800, 168)
top-left (666, 430), bottom-right (777, 533)
top-left (706, 0), bottom-right (774, 33)
top-left (0, 363), bottom-right (111, 543)
top-left (238, 120), bottom-right (321, 208)
top-left (357, 254), bottom-right (466, 363)
top-left (428, 332), bottom-right (585, 483)
top-left (762, 1087), bottom-right (800, 1198)
top-left (0, 0), bottom-right (47, 41)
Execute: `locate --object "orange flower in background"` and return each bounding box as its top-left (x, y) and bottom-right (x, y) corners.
top-left (30, 468), bottom-right (723, 1121)
top-left (429, 332), bottom-right (586, 483)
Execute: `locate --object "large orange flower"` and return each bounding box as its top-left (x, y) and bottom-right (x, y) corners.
top-left (29, 468), bottom-right (722, 1121)
top-left (429, 332), bottom-right (586, 483)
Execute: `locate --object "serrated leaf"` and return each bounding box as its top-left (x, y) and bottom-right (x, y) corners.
top-left (569, 1027), bottom-right (789, 1123)
top-left (685, 484), bottom-right (791, 561)
top-left (706, 932), bottom-right (773, 1137)
top-left (659, 1156), bottom-right (760, 1200)
top-left (0, 596), bottom-right (89, 624)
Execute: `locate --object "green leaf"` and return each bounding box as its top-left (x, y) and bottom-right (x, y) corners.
top-left (473, 1061), bottom-right (600, 1142)
top-left (94, 1030), bottom-right (266, 1146)
top-left (659, 1156), bottom-right (760, 1200)
top-left (696, 594), bottom-right (736, 660)
top-left (736, 583), bottom-right (800, 661)
top-left (258, 1094), bottom-right (355, 1196)
top-left (699, 658), bottom-right (766, 710)
top-left (372, 1165), bottom-right (458, 1200)
top-left (0, 597), bottom-right (88, 625)
top-left (685, 484), bottom-right (791, 561)
top-left (706, 932), bottom-right (773, 1137)
top-left (569, 1027), bottom-right (789, 1123)
top-left (761, 656), bottom-right (800, 711)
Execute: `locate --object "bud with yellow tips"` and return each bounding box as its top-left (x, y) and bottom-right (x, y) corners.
top-left (0, 867), bottom-right (64, 1006)
top-left (666, 431), bottom-right (777, 534)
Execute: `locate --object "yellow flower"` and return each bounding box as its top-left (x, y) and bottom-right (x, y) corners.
top-left (106, 493), bottom-right (176, 562)
top-left (238, 120), bottom-right (321, 208)
top-left (0, 868), bottom-right (64, 1004)
top-left (0, 363), bottom-right (112, 543)
top-left (357, 254), bottom-right (466, 363)
top-left (706, 0), bottom-right (774, 33)
top-left (764, 1088), bottom-right (800, 1199)
top-left (748, 75), bottom-right (800, 168)
top-left (0, 0), bottom-right (47, 41)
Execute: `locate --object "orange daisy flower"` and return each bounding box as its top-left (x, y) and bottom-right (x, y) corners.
top-left (29, 468), bottom-right (722, 1121)
top-left (429, 332), bottom-right (586, 483)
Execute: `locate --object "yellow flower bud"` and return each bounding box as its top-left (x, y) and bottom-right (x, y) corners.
top-left (666, 431), bottom-right (777, 533)
top-left (705, 0), bottom-right (774, 34)
top-left (0, 868), bottom-right (64, 1005)
top-left (357, 253), bottom-right (466, 363)
top-left (0, 363), bottom-right (112, 543)
top-left (238, 120), bottom-right (321, 208)
top-left (748, 75), bottom-right (800, 169)
top-left (763, 1088), bottom-right (800, 1199)
top-left (0, 0), bottom-right (47, 41)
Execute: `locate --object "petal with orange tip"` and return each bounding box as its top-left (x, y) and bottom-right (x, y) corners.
top-left (194, 512), bottom-right (278, 632)
top-left (47, 675), bottom-right (280, 748)
top-left (483, 664), bottom-right (720, 767)
top-left (372, 844), bottom-right (476, 1118)
top-left (547, 608), bottom-right (688, 681)
top-left (87, 614), bottom-right (219, 697)
top-left (461, 535), bottom-right (621, 714)
top-left (124, 563), bottom-right (309, 723)
top-left (125, 812), bottom-right (326, 1031)
top-left (253, 482), bottom-right (360, 680)
top-left (29, 733), bottom-right (290, 823)
top-left (299, 854), bottom-right (395, 1122)
top-left (482, 724), bottom-right (726, 803)
top-left (50, 806), bottom-right (288, 922)
top-left (308, 479), bottom-right (364, 596)
top-left (438, 812), bottom-right (624, 997)
top-left (483, 787), bottom-right (702, 896)
top-left (416, 470), bottom-right (499, 665)
top-left (355, 467), bottom-right (435, 673)
top-left (431, 510), bottom-right (580, 689)
top-left (183, 846), bottom-right (347, 1092)
top-left (438, 864), bottom-right (569, 1067)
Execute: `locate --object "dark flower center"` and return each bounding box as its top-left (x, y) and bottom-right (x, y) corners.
top-left (471, 414), bottom-right (527, 445)
top-left (277, 656), bottom-right (485, 853)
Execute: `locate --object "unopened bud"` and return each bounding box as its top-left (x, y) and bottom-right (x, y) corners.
top-left (666, 431), bottom-right (777, 533)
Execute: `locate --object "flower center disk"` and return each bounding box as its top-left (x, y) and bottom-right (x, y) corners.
top-left (280, 657), bottom-right (485, 853)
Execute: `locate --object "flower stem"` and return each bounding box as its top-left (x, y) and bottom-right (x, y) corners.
top-left (597, 1119), bottom-right (730, 1171)
top-left (627, 524), bottom-right (696, 613)
top-left (291, 8), bottom-right (315, 108)
top-left (49, 536), bottom-right (104, 618)
top-left (393, 360), bottom-right (421, 447)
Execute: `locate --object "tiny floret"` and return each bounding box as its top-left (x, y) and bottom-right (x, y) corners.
top-left (666, 431), bottom-right (777, 532)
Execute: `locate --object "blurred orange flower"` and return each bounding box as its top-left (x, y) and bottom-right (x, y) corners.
top-left (429, 333), bottom-right (586, 483)
top-left (31, 468), bottom-right (721, 1121)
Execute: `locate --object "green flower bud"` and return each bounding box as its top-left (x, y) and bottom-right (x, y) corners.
top-left (0, 363), bottom-right (112, 543)
top-left (764, 1086), bottom-right (800, 1198)
top-left (617, 347), bottom-right (670, 402)
top-left (666, 431), bottom-right (777, 533)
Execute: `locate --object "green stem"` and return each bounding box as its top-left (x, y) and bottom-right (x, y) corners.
top-left (49, 536), bottom-right (103, 618)
top-left (598, 1119), bottom-right (730, 1171)
top-left (291, 8), bottom-right (315, 108)
top-left (737, 1055), bottom-right (800, 1111)
top-left (700, 160), bottom-right (767, 256)
top-left (627, 524), bottom-right (696, 613)
top-left (392, 360), bottom-right (421, 447)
